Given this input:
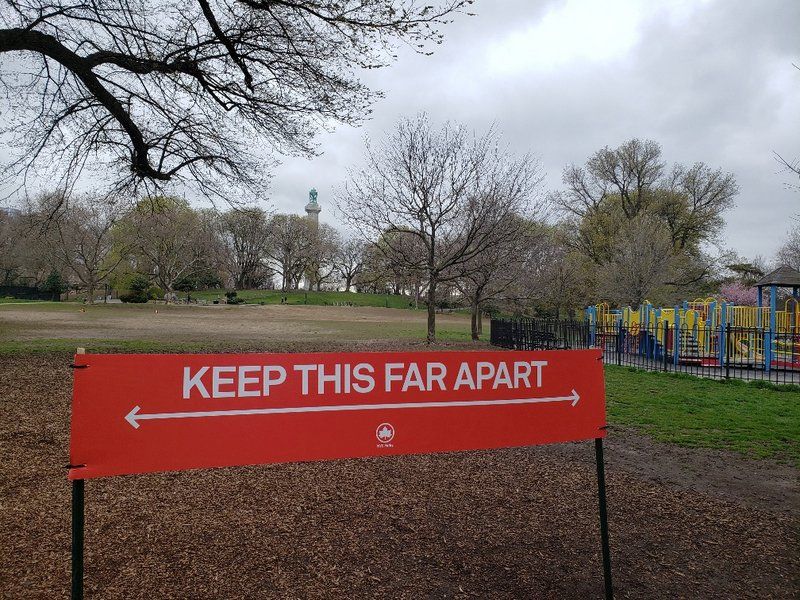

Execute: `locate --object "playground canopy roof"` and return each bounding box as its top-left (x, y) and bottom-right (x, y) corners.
top-left (754, 265), bottom-right (800, 288)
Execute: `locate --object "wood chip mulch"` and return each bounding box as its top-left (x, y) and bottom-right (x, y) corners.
top-left (1, 353), bottom-right (797, 599)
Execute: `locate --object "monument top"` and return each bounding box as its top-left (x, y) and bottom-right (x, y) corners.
top-left (305, 188), bottom-right (321, 216)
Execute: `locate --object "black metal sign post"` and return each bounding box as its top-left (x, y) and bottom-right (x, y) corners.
top-left (595, 437), bottom-right (614, 600)
top-left (71, 347), bottom-right (86, 600)
top-left (67, 447), bottom-right (612, 600)
top-left (71, 478), bottom-right (84, 600)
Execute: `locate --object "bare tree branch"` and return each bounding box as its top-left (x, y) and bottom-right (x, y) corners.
top-left (0, 1), bottom-right (470, 202)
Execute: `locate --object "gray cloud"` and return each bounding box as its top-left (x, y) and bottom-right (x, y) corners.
top-left (268, 0), bottom-right (799, 259)
top-left (2, 0), bottom-right (797, 260)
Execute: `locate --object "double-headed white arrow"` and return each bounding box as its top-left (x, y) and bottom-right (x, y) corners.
top-left (124, 389), bottom-right (580, 429)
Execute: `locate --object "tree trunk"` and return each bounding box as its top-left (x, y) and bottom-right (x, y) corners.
top-left (470, 301), bottom-right (479, 341)
top-left (426, 278), bottom-right (437, 343)
top-left (87, 281), bottom-right (95, 305)
top-left (477, 307), bottom-right (483, 336)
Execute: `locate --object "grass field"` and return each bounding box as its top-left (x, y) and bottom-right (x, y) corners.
top-left (607, 366), bottom-right (800, 465)
top-left (2, 301), bottom-right (798, 465)
top-left (4, 289), bottom-right (431, 310)
top-left (192, 288), bottom-right (422, 309)
top-left (0, 301), bottom-right (479, 355)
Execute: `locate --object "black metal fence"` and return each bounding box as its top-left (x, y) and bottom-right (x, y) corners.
top-left (0, 285), bottom-right (58, 301)
top-left (490, 317), bottom-right (800, 385)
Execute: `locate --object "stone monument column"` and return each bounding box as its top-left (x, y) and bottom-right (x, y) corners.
top-left (305, 188), bottom-right (321, 229)
top-left (303, 188), bottom-right (321, 290)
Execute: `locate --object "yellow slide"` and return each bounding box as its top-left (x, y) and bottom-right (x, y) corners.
top-left (734, 339), bottom-right (763, 362)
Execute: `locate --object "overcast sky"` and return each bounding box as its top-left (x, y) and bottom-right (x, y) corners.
top-left (266, 0), bottom-right (799, 261)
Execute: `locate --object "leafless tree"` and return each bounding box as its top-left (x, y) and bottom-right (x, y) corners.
top-left (453, 215), bottom-right (545, 340)
top-left (0, 1), bottom-right (469, 202)
top-left (265, 213), bottom-right (314, 291)
top-left (528, 230), bottom-right (590, 318)
top-left (34, 193), bottom-right (128, 302)
top-left (0, 207), bottom-right (27, 284)
top-left (306, 223), bottom-right (341, 291)
top-left (600, 215), bottom-right (674, 306)
top-left (338, 114), bottom-right (542, 342)
top-left (776, 224), bottom-right (800, 271)
top-left (218, 207), bottom-right (272, 289)
top-left (0, 199), bottom-right (74, 287)
top-left (553, 139), bottom-right (664, 219)
top-left (554, 139), bottom-right (737, 248)
top-left (334, 237), bottom-right (366, 292)
top-left (356, 239), bottom-right (415, 295)
top-left (774, 152), bottom-right (800, 194)
top-left (358, 230), bottom-right (426, 298)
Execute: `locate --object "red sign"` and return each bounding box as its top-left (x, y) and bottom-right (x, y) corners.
top-left (69, 349), bottom-right (606, 479)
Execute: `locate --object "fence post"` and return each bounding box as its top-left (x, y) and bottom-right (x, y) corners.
top-left (616, 319), bottom-right (623, 366)
top-left (663, 321), bottom-right (669, 371)
top-left (673, 308), bottom-right (681, 367)
top-left (725, 323), bottom-right (731, 380)
top-left (719, 303), bottom-right (727, 367)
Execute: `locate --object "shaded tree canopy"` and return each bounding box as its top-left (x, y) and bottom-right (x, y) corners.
top-left (0, 0), bottom-right (469, 201)
top-left (218, 207), bottom-right (272, 289)
top-left (552, 138), bottom-right (739, 307)
top-left (554, 138), bottom-right (738, 252)
top-left (116, 196), bottom-right (220, 291)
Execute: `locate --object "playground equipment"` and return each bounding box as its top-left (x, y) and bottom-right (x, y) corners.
top-left (585, 266), bottom-right (800, 372)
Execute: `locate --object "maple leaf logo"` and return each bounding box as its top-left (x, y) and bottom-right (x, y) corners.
top-left (376, 423), bottom-right (395, 443)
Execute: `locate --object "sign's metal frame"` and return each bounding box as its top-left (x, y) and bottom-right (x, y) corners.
top-left (67, 348), bottom-right (614, 599)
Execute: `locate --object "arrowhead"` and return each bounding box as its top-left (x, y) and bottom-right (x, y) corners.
top-left (125, 405), bottom-right (141, 429)
top-left (570, 389), bottom-right (580, 406)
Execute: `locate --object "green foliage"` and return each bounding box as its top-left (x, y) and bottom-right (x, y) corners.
top-left (119, 273), bottom-right (150, 303)
top-left (173, 268), bottom-right (224, 292)
top-left (725, 262), bottom-right (765, 286)
top-left (39, 270), bottom-right (68, 296)
top-left (191, 289), bottom-right (415, 309)
top-left (558, 139), bottom-right (737, 306)
top-left (224, 290), bottom-right (244, 304)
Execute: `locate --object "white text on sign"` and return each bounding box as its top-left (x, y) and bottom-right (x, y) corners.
top-left (182, 360), bottom-right (549, 399)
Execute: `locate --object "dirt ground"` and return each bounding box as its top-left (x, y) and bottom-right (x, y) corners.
top-left (1, 347), bottom-right (797, 600)
top-left (0, 303), bottom-right (471, 344)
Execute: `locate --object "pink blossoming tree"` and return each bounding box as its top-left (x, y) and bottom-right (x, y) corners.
top-left (719, 282), bottom-right (758, 305)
